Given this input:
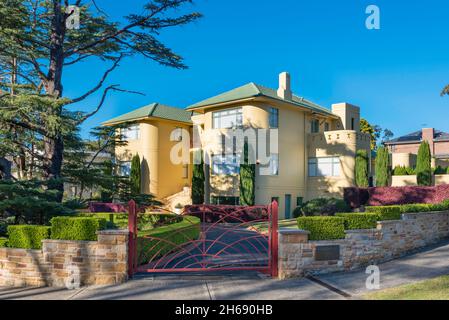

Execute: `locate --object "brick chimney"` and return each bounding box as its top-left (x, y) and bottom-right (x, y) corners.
top-left (277, 72), bottom-right (292, 100)
top-left (422, 128), bottom-right (435, 154)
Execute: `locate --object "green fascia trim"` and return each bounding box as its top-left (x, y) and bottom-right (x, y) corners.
top-left (103, 103), bottom-right (194, 125)
top-left (187, 82), bottom-right (335, 117)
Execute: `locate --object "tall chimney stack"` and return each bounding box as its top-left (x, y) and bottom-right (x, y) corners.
top-left (277, 72), bottom-right (292, 100)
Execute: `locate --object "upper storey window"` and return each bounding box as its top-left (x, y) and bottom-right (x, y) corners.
top-left (269, 107), bottom-right (279, 129)
top-left (213, 108), bottom-right (243, 129)
top-left (121, 124), bottom-right (140, 140)
top-left (311, 119), bottom-right (320, 133)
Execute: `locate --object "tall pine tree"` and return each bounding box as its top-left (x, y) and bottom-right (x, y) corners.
top-left (0, 1), bottom-right (201, 201)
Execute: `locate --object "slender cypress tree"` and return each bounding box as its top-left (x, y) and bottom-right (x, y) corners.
top-left (355, 149), bottom-right (369, 187)
top-left (416, 141), bottom-right (432, 186)
top-left (375, 146), bottom-right (390, 187)
top-left (130, 154), bottom-right (141, 195)
top-left (192, 150), bottom-right (205, 204)
top-left (239, 142), bottom-right (255, 206)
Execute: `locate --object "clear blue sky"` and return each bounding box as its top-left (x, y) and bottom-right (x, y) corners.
top-left (64, 0), bottom-right (449, 140)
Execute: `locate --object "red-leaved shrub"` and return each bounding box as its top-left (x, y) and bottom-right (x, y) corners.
top-left (88, 202), bottom-right (127, 213)
top-left (344, 185), bottom-right (449, 208)
top-left (183, 205), bottom-right (268, 223)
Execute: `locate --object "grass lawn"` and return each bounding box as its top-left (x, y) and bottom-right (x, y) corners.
top-left (248, 218), bottom-right (298, 233)
top-left (137, 216), bottom-right (200, 264)
top-left (364, 275), bottom-right (449, 300)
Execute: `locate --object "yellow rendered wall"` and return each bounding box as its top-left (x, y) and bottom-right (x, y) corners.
top-left (115, 119), bottom-right (190, 200)
top-left (157, 120), bottom-right (191, 199)
top-left (306, 131), bottom-right (371, 200)
top-left (202, 101), bottom-right (310, 218)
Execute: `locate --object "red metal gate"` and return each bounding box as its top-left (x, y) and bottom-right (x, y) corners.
top-left (127, 201), bottom-right (278, 277)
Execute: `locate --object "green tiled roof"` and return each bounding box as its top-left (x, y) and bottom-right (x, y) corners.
top-left (187, 82), bottom-right (336, 117)
top-left (102, 103), bottom-right (193, 125)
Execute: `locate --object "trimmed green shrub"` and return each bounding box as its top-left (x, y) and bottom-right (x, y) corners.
top-left (355, 149), bottom-right (369, 187)
top-left (50, 217), bottom-right (107, 241)
top-left (416, 141), bottom-right (432, 186)
top-left (292, 206), bottom-right (303, 218)
top-left (297, 216), bottom-right (346, 240)
top-left (138, 216), bottom-right (200, 264)
top-left (393, 165), bottom-right (408, 176)
top-left (399, 201), bottom-right (449, 213)
top-left (375, 146), bottom-right (390, 187)
top-left (0, 237), bottom-right (8, 247)
top-left (434, 166), bottom-right (448, 175)
top-left (7, 225), bottom-right (51, 249)
top-left (239, 142), bottom-right (255, 206)
top-left (399, 203), bottom-right (433, 213)
top-left (130, 154), bottom-right (141, 195)
top-left (365, 205), bottom-right (402, 220)
top-left (192, 150), bottom-right (205, 204)
top-left (406, 167), bottom-right (416, 175)
top-left (301, 198), bottom-right (350, 216)
top-left (335, 213), bottom-right (379, 230)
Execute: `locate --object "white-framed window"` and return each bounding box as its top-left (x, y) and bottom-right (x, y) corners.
top-left (119, 161), bottom-right (131, 176)
top-left (311, 119), bottom-right (320, 133)
top-left (269, 153), bottom-right (279, 176)
top-left (308, 157), bottom-right (340, 177)
top-left (213, 108), bottom-right (243, 129)
top-left (269, 107), bottom-right (279, 129)
top-left (211, 154), bottom-right (240, 175)
top-left (121, 124), bottom-right (140, 140)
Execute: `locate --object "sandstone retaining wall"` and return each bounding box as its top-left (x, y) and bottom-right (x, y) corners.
top-left (279, 211), bottom-right (449, 278)
top-left (0, 229), bottom-right (128, 287)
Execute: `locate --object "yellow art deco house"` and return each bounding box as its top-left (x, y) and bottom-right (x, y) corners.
top-left (103, 73), bottom-right (371, 218)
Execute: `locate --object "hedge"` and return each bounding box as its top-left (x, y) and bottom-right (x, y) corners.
top-left (0, 237), bottom-right (8, 247)
top-left (137, 216), bottom-right (200, 265)
top-left (335, 213), bottom-right (379, 230)
top-left (398, 201), bottom-right (449, 214)
top-left (297, 216), bottom-right (346, 240)
top-left (365, 206), bottom-right (402, 220)
top-left (50, 217), bottom-right (107, 241)
top-left (7, 225), bottom-right (51, 249)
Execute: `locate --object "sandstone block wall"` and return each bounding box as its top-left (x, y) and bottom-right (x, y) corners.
top-left (279, 211), bottom-right (449, 278)
top-left (0, 230), bottom-right (128, 287)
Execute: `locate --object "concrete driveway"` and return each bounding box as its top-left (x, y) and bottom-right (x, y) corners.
top-left (139, 223), bottom-right (269, 270)
top-left (1, 240), bottom-right (449, 300)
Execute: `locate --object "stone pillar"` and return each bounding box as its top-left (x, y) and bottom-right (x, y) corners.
top-left (278, 229), bottom-right (310, 279)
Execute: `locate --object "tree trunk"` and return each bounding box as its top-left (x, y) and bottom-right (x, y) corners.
top-left (43, 135), bottom-right (64, 201)
top-left (43, 0), bottom-right (66, 202)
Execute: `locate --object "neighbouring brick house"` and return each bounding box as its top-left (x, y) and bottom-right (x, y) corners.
top-left (385, 128), bottom-right (449, 168)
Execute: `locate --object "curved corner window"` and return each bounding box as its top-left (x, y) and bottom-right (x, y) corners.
top-left (213, 108), bottom-right (243, 129)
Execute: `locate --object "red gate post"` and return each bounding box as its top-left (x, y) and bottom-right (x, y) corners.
top-left (128, 200), bottom-right (138, 278)
top-left (270, 200), bottom-right (279, 278)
